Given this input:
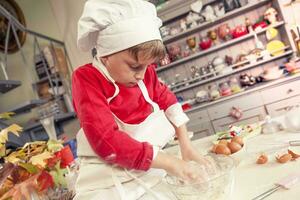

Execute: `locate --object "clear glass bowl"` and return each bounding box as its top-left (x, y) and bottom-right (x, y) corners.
top-left (165, 155), bottom-right (235, 200)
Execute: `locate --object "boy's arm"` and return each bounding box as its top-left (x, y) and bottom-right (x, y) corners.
top-left (149, 66), bottom-right (189, 127)
top-left (72, 67), bottom-right (154, 171)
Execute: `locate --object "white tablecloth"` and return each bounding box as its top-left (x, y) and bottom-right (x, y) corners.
top-left (156, 131), bottom-right (300, 200)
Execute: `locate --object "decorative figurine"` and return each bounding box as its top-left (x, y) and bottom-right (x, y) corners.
top-left (214, 3), bottom-right (225, 18)
top-left (239, 73), bottom-right (256, 87)
top-left (159, 54), bottom-right (171, 66)
top-left (181, 46), bottom-right (191, 58)
top-left (190, 0), bottom-right (203, 13)
top-left (170, 27), bottom-right (181, 36)
top-left (186, 12), bottom-right (204, 28)
top-left (212, 56), bottom-right (226, 74)
top-left (245, 17), bottom-right (253, 33)
top-left (160, 26), bottom-right (170, 38)
top-left (186, 36), bottom-right (197, 52)
top-left (199, 66), bottom-right (209, 76)
top-left (218, 23), bottom-right (232, 41)
top-left (231, 25), bottom-right (248, 39)
top-left (199, 36), bottom-right (212, 50)
top-left (207, 30), bottom-right (218, 44)
top-left (167, 44), bottom-right (181, 62)
top-left (252, 20), bottom-right (268, 31)
top-left (264, 7), bottom-right (279, 25)
top-left (207, 62), bottom-right (215, 76)
top-left (190, 66), bottom-right (200, 79)
top-left (229, 106), bottom-right (243, 120)
top-left (180, 19), bottom-right (187, 31)
top-left (195, 90), bottom-right (210, 103)
top-left (202, 5), bottom-right (217, 22)
top-left (225, 55), bottom-right (234, 66)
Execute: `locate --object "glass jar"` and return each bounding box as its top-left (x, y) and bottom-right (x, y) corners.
top-left (219, 82), bottom-right (232, 96)
top-left (229, 77), bottom-right (242, 93)
top-left (208, 84), bottom-right (220, 100)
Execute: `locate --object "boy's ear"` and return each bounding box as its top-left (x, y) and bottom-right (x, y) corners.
top-left (100, 57), bottom-right (109, 65)
top-left (100, 56), bottom-right (108, 61)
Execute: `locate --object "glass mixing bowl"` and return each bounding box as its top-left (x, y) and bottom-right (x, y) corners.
top-left (165, 155), bottom-right (235, 200)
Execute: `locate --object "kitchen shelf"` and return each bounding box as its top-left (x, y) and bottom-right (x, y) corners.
top-left (23, 112), bottom-right (76, 131)
top-left (163, 0), bottom-right (271, 44)
top-left (0, 80), bottom-right (21, 94)
top-left (33, 72), bottom-right (60, 85)
top-left (185, 73), bottom-right (300, 113)
top-left (157, 21), bottom-right (285, 72)
top-left (157, 0), bottom-right (216, 23)
top-left (5, 99), bottom-right (47, 115)
top-left (171, 49), bottom-right (293, 93)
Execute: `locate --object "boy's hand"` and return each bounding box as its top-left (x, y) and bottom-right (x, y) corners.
top-left (181, 146), bottom-right (218, 176)
top-left (151, 152), bottom-right (209, 183)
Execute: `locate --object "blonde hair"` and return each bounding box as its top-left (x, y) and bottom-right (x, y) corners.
top-left (128, 40), bottom-right (166, 62)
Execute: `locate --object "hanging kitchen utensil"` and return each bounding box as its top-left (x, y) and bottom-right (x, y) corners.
top-left (40, 115), bottom-right (57, 140)
top-left (253, 29), bottom-right (264, 49)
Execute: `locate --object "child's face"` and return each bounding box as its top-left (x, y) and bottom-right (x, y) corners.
top-left (102, 50), bottom-right (156, 87)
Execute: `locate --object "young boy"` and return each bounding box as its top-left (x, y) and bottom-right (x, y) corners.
top-left (73, 0), bottom-right (213, 199)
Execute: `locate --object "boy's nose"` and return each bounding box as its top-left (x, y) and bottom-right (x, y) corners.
top-left (135, 69), bottom-right (146, 80)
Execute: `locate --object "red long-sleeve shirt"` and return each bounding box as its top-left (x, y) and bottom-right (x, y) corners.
top-left (72, 63), bottom-right (177, 170)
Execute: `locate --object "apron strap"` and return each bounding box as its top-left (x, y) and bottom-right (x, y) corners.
top-left (137, 80), bottom-right (160, 112)
top-left (93, 58), bottom-right (160, 112)
top-left (124, 169), bottom-right (164, 200)
top-left (92, 58), bottom-right (120, 103)
top-left (111, 168), bottom-right (127, 200)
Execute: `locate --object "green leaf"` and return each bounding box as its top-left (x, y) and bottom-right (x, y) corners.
top-left (49, 162), bottom-right (67, 188)
top-left (18, 162), bottom-right (39, 174)
top-left (6, 124), bottom-right (23, 137)
top-left (0, 112), bottom-right (15, 119)
top-left (0, 144), bottom-right (6, 157)
top-left (47, 139), bottom-right (64, 153)
top-left (29, 151), bottom-right (52, 168)
top-left (0, 124), bottom-right (23, 144)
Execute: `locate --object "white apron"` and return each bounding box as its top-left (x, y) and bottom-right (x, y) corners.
top-left (74, 59), bottom-right (176, 200)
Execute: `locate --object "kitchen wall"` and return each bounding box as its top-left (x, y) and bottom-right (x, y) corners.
top-left (48, 0), bottom-right (91, 69)
top-left (0, 0), bottom-right (63, 125)
top-left (0, 0), bottom-right (80, 139)
top-left (46, 0), bottom-right (300, 69)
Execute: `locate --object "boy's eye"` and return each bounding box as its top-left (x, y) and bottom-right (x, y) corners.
top-left (130, 65), bottom-right (142, 71)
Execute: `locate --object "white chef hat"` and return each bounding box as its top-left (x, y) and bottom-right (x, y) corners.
top-left (77, 0), bottom-right (162, 57)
